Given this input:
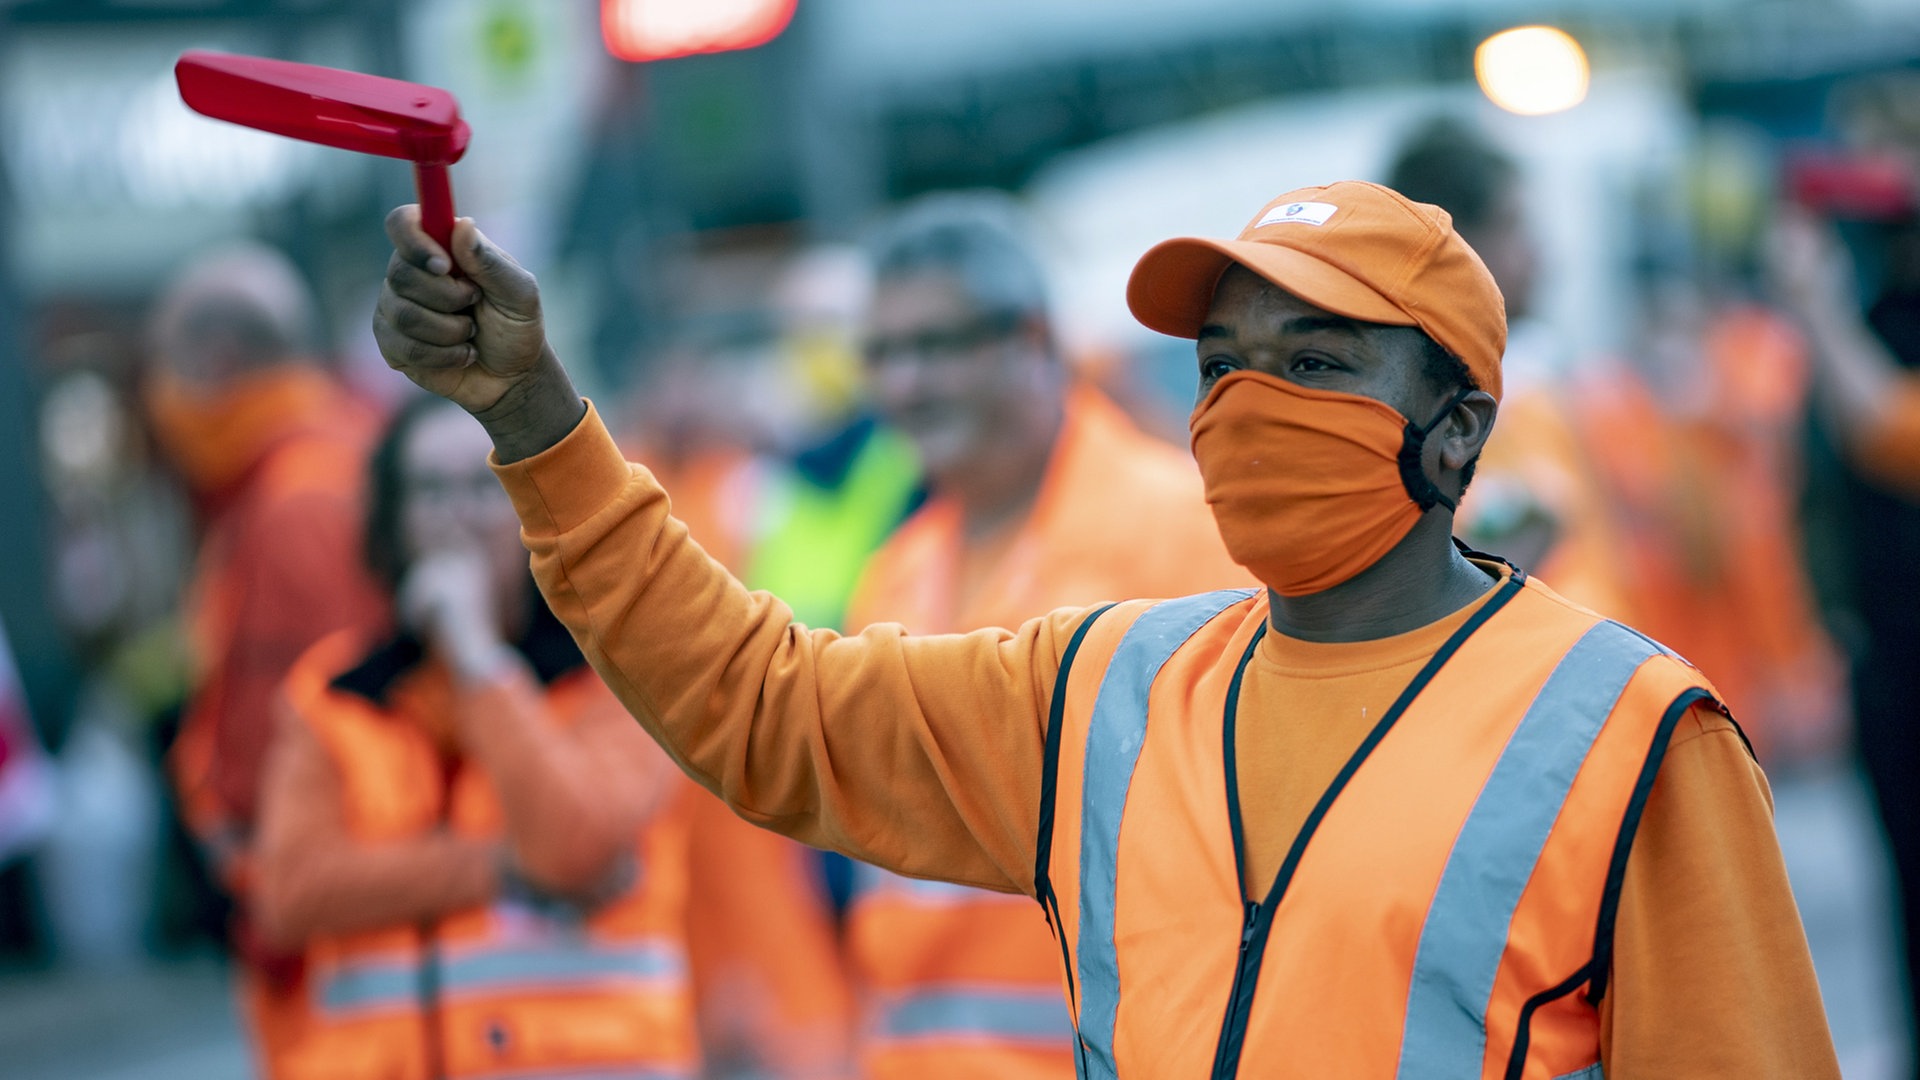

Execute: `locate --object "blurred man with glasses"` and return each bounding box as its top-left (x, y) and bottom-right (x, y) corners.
top-left (839, 192), bottom-right (1248, 1080)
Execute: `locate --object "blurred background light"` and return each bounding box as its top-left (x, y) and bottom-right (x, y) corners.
top-left (601, 0), bottom-right (797, 62)
top-left (1475, 25), bottom-right (1590, 116)
top-left (120, 72), bottom-right (309, 209)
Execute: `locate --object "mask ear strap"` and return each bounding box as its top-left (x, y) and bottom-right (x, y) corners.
top-left (1398, 387), bottom-right (1476, 513)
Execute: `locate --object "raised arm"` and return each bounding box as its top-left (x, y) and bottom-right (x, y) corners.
top-left (373, 207), bottom-right (1082, 893)
top-left (1769, 206), bottom-right (1920, 489)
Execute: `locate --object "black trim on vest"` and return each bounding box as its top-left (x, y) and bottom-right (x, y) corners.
top-left (329, 590), bottom-right (589, 706)
top-left (1035, 601), bottom-right (1117, 1074)
top-left (1502, 959), bottom-right (1596, 1080)
top-left (1585, 686), bottom-right (1722, 1005)
top-left (1500, 685), bottom-right (1721, 1079)
top-left (329, 634), bottom-right (426, 706)
top-left (1210, 574), bottom-right (1525, 1080)
top-left (1220, 622), bottom-right (1270, 902)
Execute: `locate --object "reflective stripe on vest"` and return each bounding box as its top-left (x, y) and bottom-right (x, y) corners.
top-left (319, 937), bottom-right (687, 1015)
top-left (849, 860), bottom-right (1078, 1049)
top-left (1394, 620), bottom-right (1656, 1078)
top-left (1075, 589), bottom-right (1259, 1079)
top-left (870, 985), bottom-right (1076, 1045)
top-left (1066, 587), bottom-right (1697, 1079)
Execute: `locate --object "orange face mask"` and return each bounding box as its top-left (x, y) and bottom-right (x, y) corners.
top-left (1189, 370), bottom-right (1466, 596)
top-left (144, 367), bottom-right (334, 494)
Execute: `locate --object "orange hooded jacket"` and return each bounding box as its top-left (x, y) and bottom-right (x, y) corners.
top-left (162, 367), bottom-right (388, 889)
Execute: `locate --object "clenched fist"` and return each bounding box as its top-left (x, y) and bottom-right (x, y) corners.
top-left (374, 206), bottom-right (585, 461)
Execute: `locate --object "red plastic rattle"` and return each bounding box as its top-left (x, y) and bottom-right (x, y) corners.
top-left (175, 50), bottom-right (470, 260)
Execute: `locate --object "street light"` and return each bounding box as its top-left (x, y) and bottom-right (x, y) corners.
top-left (601, 0), bottom-right (798, 62)
top-left (1475, 25), bottom-right (1589, 117)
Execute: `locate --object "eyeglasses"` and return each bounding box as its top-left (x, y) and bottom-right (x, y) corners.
top-left (862, 312), bottom-right (1025, 367)
top-left (405, 470), bottom-right (503, 507)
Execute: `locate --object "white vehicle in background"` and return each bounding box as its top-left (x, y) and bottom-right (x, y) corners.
top-left (1025, 71), bottom-right (1693, 421)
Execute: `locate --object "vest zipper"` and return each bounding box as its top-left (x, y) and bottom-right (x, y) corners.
top-left (1207, 575), bottom-right (1524, 1080)
top-left (1212, 629), bottom-right (1268, 1080)
top-left (1212, 900), bottom-right (1271, 1079)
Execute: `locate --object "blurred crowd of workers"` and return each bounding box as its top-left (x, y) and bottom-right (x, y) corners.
top-left (3, 81), bottom-right (1920, 1078)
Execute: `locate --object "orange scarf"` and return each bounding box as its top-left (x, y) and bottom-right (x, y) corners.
top-left (146, 366), bottom-right (338, 495)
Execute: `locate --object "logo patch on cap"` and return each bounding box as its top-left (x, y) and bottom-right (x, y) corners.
top-left (1255, 201), bottom-right (1337, 228)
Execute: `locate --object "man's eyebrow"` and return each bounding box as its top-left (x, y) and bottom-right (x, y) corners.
top-left (1197, 315), bottom-right (1367, 343)
top-left (1282, 315), bottom-right (1365, 337)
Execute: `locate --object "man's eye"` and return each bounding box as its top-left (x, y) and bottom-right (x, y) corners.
top-left (1292, 354), bottom-right (1335, 372)
top-left (1200, 358), bottom-right (1239, 381)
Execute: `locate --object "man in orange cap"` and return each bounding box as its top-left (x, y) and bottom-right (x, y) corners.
top-left (374, 181), bottom-right (1839, 1078)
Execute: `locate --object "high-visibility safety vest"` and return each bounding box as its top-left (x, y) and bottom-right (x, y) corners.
top-left (1036, 571), bottom-right (1728, 1080)
top-left (269, 631), bottom-right (699, 1080)
top-left (846, 861), bottom-right (1077, 1079)
top-left (744, 416), bottom-right (922, 631)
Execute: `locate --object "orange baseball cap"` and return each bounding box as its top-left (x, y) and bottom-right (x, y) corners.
top-left (1127, 180), bottom-right (1506, 401)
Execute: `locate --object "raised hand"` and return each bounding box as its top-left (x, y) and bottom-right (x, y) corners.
top-left (374, 206), bottom-right (584, 461)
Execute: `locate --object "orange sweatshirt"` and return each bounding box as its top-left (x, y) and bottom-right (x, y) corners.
top-left (496, 403), bottom-right (1839, 1079)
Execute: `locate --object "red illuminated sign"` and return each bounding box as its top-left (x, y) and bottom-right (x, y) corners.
top-left (601, 0), bottom-right (797, 62)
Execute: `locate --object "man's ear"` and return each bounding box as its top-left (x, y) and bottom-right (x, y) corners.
top-left (1440, 391), bottom-right (1497, 472)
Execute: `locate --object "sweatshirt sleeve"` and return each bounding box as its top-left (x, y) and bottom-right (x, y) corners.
top-left (492, 403), bottom-right (1083, 895)
top-left (1599, 704), bottom-right (1841, 1078)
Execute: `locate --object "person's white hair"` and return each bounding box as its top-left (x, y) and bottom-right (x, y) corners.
top-left (148, 241), bottom-right (319, 366)
top-left (868, 190), bottom-right (1051, 323)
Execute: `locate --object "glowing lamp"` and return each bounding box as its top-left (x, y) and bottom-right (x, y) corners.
top-left (601, 0), bottom-right (797, 62)
top-left (1475, 26), bottom-right (1589, 117)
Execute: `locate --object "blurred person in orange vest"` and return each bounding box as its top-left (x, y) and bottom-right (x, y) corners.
top-left (373, 181), bottom-right (1838, 1077)
top-left (841, 193), bottom-right (1248, 1079)
top-left (617, 250), bottom-right (922, 1080)
top-left (143, 244), bottom-right (388, 951)
top-left (1564, 266), bottom-right (1846, 768)
top-left (1386, 118), bottom-right (1634, 621)
top-left (1682, 296), bottom-right (1846, 765)
top-left (1391, 118), bottom-right (1841, 766)
top-left (1770, 81), bottom-right (1920, 1061)
top-left (250, 393), bottom-right (698, 1080)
